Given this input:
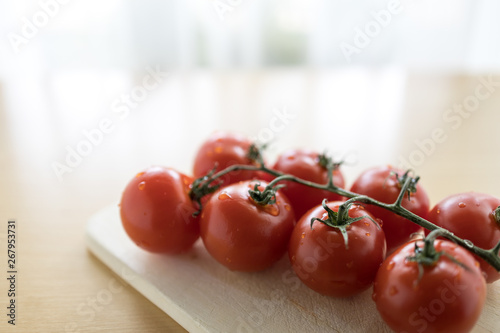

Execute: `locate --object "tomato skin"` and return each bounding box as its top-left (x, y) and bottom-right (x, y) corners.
top-left (270, 149), bottom-right (345, 219)
top-left (350, 165), bottom-right (430, 253)
top-left (427, 192), bottom-right (500, 283)
top-left (200, 181), bottom-right (295, 272)
top-left (373, 240), bottom-right (486, 333)
top-left (193, 132), bottom-right (262, 186)
top-left (120, 166), bottom-right (200, 254)
top-left (289, 202), bottom-right (386, 297)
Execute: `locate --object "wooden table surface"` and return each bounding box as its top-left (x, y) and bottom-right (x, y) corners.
top-left (0, 69), bottom-right (499, 332)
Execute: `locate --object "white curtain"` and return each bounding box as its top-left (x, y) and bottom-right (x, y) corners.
top-left (1, 0), bottom-right (500, 73)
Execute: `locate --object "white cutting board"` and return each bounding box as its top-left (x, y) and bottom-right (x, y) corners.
top-left (86, 205), bottom-right (499, 333)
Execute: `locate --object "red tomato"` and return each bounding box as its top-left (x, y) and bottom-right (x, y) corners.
top-left (427, 192), bottom-right (500, 283)
top-left (200, 181), bottom-right (295, 272)
top-left (270, 149), bottom-right (345, 219)
top-left (193, 132), bottom-right (262, 187)
top-left (373, 239), bottom-right (486, 333)
top-left (350, 165), bottom-right (429, 253)
top-left (120, 166), bottom-right (199, 254)
top-left (289, 201), bottom-right (386, 297)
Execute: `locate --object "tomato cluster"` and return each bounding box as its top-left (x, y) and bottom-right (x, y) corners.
top-left (119, 131), bottom-right (499, 333)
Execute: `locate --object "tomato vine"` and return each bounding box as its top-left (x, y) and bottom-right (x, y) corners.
top-left (189, 147), bottom-right (500, 272)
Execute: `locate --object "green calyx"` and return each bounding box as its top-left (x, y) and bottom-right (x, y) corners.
top-left (317, 153), bottom-right (342, 171)
top-left (247, 143), bottom-right (266, 166)
top-left (494, 206), bottom-right (500, 226)
top-left (406, 229), bottom-right (469, 282)
top-left (310, 199), bottom-right (377, 249)
top-left (248, 182), bottom-right (285, 206)
top-left (317, 153), bottom-right (342, 188)
top-left (393, 169), bottom-right (420, 200)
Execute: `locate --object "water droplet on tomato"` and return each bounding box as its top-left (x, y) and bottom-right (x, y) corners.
top-left (284, 204), bottom-right (291, 211)
top-left (225, 257), bottom-right (231, 263)
top-left (436, 209), bottom-right (441, 214)
top-left (365, 232), bottom-right (371, 237)
top-left (364, 222), bottom-right (370, 227)
top-left (218, 192), bottom-right (232, 200)
top-left (346, 261), bottom-right (354, 268)
top-left (264, 204), bottom-right (280, 216)
top-left (301, 233), bottom-right (305, 239)
top-left (135, 172), bottom-right (145, 178)
top-left (474, 261), bottom-right (480, 267)
top-left (386, 261), bottom-right (395, 270)
top-left (458, 202), bottom-right (467, 208)
top-left (291, 255), bottom-right (296, 262)
top-left (138, 181), bottom-right (146, 190)
top-left (287, 155), bottom-right (295, 160)
top-left (389, 286), bottom-right (398, 296)
top-left (372, 293), bottom-right (377, 301)
top-left (214, 146), bottom-right (223, 154)
top-left (375, 218), bottom-right (383, 227)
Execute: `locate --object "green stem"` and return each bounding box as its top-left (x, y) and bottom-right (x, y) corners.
top-left (394, 175), bottom-right (413, 207)
top-left (420, 229), bottom-right (449, 258)
top-left (189, 163), bottom-right (500, 272)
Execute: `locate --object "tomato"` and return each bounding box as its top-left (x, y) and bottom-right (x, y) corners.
top-left (193, 132), bottom-right (262, 187)
top-left (270, 149), bottom-right (345, 219)
top-left (373, 239), bottom-right (486, 333)
top-left (427, 192), bottom-right (500, 283)
top-left (289, 201), bottom-right (386, 297)
top-left (350, 165), bottom-right (430, 253)
top-left (120, 166), bottom-right (199, 254)
top-left (199, 180), bottom-right (295, 272)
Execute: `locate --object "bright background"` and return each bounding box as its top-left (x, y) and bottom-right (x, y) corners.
top-left (2, 0), bottom-right (500, 70)
top-left (1, 0), bottom-right (500, 193)
top-left (1, 1), bottom-right (500, 332)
